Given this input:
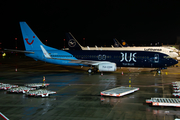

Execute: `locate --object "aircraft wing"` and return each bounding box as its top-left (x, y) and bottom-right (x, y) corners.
top-left (4, 49), bottom-right (34, 54)
top-left (40, 45), bottom-right (112, 66)
top-left (66, 59), bottom-right (111, 65)
top-left (48, 58), bottom-right (111, 65)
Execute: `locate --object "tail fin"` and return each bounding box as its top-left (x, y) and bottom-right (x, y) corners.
top-left (113, 38), bottom-right (122, 47)
top-left (121, 40), bottom-right (129, 47)
top-left (66, 32), bottom-right (83, 50)
top-left (19, 22), bottom-right (57, 51)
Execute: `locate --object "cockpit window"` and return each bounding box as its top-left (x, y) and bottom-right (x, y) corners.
top-left (163, 56), bottom-right (171, 59)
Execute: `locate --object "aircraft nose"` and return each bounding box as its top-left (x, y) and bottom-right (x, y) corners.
top-left (173, 59), bottom-right (178, 65)
top-left (174, 52), bottom-right (179, 57)
top-left (166, 58), bottom-right (178, 67)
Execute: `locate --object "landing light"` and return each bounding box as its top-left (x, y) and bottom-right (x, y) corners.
top-left (2, 53), bottom-right (6, 57)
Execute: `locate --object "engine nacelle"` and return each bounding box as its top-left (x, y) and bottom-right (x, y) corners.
top-left (98, 63), bottom-right (117, 72)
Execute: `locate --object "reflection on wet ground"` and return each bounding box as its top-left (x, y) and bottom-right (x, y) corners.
top-left (0, 54), bottom-right (180, 119)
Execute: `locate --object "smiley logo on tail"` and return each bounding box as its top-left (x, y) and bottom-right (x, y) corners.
top-left (25, 36), bottom-right (35, 45)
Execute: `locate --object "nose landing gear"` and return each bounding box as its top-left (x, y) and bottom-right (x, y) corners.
top-left (157, 69), bottom-right (161, 74)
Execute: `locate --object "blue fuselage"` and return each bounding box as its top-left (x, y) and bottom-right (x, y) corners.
top-left (25, 50), bottom-right (178, 68)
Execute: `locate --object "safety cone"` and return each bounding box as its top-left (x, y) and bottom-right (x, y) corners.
top-left (43, 76), bottom-right (45, 82)
top-left (122, 71), bottom-right (123, 75)
top-left (101, 97), bottom-right (105, 101)
top-left (43, 76), bottom-right (45, 86)
top-left (101, 72), bottom-right (103, 76)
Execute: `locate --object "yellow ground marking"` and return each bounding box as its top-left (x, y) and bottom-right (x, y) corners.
top-left (163, 72), bottom-right (180, 74)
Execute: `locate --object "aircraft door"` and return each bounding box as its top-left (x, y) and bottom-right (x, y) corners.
top-left (154, 54), bottom-right (159, 63)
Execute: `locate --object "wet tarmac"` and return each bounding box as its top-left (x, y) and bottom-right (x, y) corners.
top-left (1, 53), bottom-right (180, 120)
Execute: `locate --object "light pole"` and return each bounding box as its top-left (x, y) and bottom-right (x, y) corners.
top-left (15, 38), bottom-right (17, 49)
top-left (64, 39), bottom-right (65, 48)
top-left (45, 40), bottom-right (47, 45)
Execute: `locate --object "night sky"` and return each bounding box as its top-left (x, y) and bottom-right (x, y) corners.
top-left (1, 0), bottom-right (180, 50)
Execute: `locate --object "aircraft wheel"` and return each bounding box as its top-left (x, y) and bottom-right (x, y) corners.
top-left (157, 69), bottom-right (161, 74)
top-left (157, 70), bottom-right (161, 74)
top-left (88, 69), bottom-right (93, 74)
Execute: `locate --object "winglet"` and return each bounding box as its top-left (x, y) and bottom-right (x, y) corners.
top-left (40, 45), bottom-right (51, 58)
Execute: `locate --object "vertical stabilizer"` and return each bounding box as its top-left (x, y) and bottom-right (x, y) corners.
top-left (121, 40), bottom-right (129, 47)
top-left (19, 22), bottom-right (57, 51)
top-left (113, 38), bottom-right (122, 47)
top-left (66, 32), bottom-right (83, 50)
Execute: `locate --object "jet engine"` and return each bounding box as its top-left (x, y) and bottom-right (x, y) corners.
top-left (98, 63), bottom-right (117, 72)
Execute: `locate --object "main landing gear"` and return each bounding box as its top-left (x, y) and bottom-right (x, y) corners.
top-left (88, 68), bottom-right (93, 74)
top-left (157, 68), bottom-right (161, 74)
top-left (87, 67), bottom-right (98, 74)
top-left (156, 67), bottom-right (167, 74)
top-left (150, 68), bottom-right (162, 74)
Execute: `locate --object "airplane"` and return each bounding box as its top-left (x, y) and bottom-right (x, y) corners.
top-left (121, 40), bottom-right (129, 47)
top-left (166, 46), bottom-right (179, 54)
top-left (113, 38), bottom-right (122, 47)
top-left (114, 39), bottom-right (180, 57)
top-left (9, 22), bottom-right (178, 74)
top-left (65, 32), bottom-right (178, 58)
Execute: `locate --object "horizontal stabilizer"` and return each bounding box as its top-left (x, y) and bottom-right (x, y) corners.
top-left (4, 49), bottom-right (34, 54)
